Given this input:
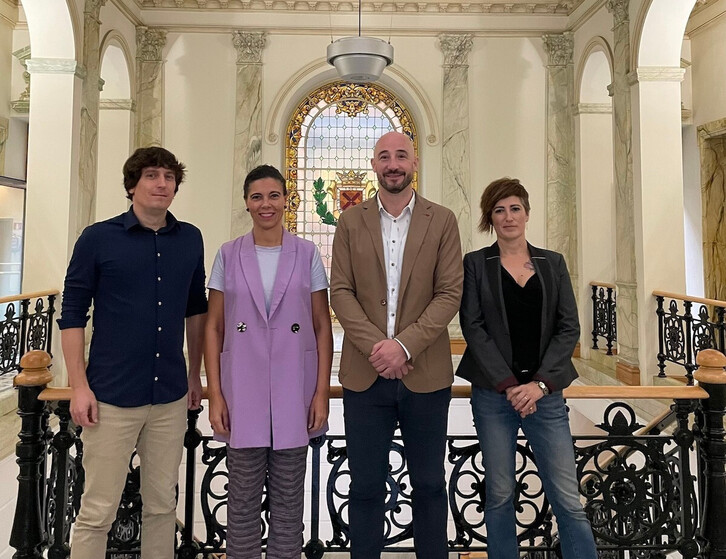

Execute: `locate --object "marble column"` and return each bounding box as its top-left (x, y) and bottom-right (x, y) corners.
top-left (607, 0), bottom-right (639, 383)
top-left (542, 33), bottom-right (578, 291)
top-left (230, 31), bottom-right (266, 238)
top-left (0, 117), bottom-right (7, 175)
top-left (438, 34), bottom-right (473, 254)
top-left (136, 27), bottom-right (167, 148)
top-left (76, 0), bottom-right (107, 237)
top-left (697, 118), bottom-right (726, 303)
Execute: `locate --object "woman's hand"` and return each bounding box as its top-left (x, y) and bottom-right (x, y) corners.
top-left (208, 391), bottom-right (230, 435)
top-left (308, 389), bottom-right (329, 431)
top-left (505, 382), bottom-right (545, 418)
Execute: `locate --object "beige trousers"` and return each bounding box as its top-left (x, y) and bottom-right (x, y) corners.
top-left (70, 397), bottom-right (187, 559)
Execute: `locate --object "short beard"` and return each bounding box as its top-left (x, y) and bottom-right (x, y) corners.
top-left (378, 172), bottom-right (413, 194)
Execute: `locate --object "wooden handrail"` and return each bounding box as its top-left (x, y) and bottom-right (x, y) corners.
top-left (0, 289), bottom-right (60, 305)
top-left (39, 383), bottom-right (709, 402)
top-left (653, 290), bottom-right (726, 309)
top-left (590, 281), bottom-right (616, 290)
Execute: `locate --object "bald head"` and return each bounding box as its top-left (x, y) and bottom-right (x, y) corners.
top-left (373, 131), bottom-right (415, 160)
top-left (371, 131), bottom-right (418, 196)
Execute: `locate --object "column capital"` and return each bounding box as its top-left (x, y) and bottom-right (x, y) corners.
top-left (136, 26), bottom-right (167, 62)
top-left (606, 0), bottom-right (629, 26)
top-left (84, 0), bottom-right (107, 18)
top-left (542, 32), bottom-right (573, 67)
top-left (437, 34), bottom-right (473, 67)
top-left (232, 31), bottom-right (267, 64)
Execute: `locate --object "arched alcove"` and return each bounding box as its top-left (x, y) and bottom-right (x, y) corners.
top-left (574, 41), bottom-right (616, 359)
top-left (96, 32), bottom-right (135, 221)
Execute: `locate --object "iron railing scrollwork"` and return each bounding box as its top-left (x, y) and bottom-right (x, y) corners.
top-left (0, 290), bottom-right (57, 376)
top-left (654, 291), bottom-right (726, 384)
top-left (13, 387), bottom-right (725, 557)
top-left (590, 282), bottom-right (616, 355)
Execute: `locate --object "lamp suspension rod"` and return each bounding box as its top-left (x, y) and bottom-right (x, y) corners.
top-left (358, 0), bottom-right (362, 36)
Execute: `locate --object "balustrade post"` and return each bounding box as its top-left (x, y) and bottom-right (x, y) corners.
top-left (303, 436), bottom-right (325, 559)
top-left (47, 401), bottom-right (75, 559)
top-left (178, 408), bottom-right (202, 559)
top-left (717, 306), bottom-right (725, 354)
top-left (591, 285), bottom-right (599, 350)
top-left (46, 294), bottom-right (57, 354)
top-left (10, 350), bottom-right (54, 559)
top-left (656, 295), bottom-right (666, 377)
top-left (674, 398), bottom-right (700, 558)
top-left (19, 298), bottom-right (30, 356)
top-left (606, 287), bottom-right (615, 355)
top-left (694, 349), bottom-right (726, 558)
top-left (684, 301), bottom-right (695, 384)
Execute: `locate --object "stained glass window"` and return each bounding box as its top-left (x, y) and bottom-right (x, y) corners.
top-left (284, 81), bottom-right (418, 272)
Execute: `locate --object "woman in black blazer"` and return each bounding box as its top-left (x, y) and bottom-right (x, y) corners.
top-left (456, 178), bottom-right (597, 559)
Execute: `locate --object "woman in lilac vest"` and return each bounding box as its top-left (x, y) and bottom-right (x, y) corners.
top-left (204, 165), bottom-right (333, 559)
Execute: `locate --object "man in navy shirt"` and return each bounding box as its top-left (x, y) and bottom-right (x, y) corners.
top-left (58, 147), bottom-right (207, 559)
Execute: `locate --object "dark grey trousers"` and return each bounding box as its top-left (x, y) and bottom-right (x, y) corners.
top-left (226, 445), bottom-right (308, 559)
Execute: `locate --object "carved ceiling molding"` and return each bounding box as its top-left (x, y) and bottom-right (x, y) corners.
top-left (135, 0), bottom-right (581, 13)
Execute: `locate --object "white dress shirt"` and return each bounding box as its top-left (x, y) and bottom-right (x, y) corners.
top-left (377, 191), bottom-right (416, 358)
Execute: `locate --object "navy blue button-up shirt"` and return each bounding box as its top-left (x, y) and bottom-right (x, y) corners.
top-left (58, 207), bottom-right (208, 407)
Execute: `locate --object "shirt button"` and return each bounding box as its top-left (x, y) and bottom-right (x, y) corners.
top-left (392, 240), bottom-right (396, 243)
top-left (158, 326), bottom-right (162, 331)
top-left (155, 232), bottom-right (158, 236)
top-left (380, 299), bottom-right (386, 306)
top-left (157, 252), bottom-right (161, 257)
top-left (390, 313), bottom-right (394, 317)
top-left (158, 301), bottom-right (162, 306)
top-left (154, 377), bottom-right (159, 381)
top-left (391, 263), bottom-right (395, 267)
top-left (155, 353), bottom-right (160, 358)
top-left (157, 277), bottom-right (161, 281)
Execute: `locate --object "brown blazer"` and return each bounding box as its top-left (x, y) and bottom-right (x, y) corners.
top-left (330, 194), bottom-right (463, 393)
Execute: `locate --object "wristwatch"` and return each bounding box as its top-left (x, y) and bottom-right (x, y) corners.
top-left (536, 381), bottom-right (550, 395)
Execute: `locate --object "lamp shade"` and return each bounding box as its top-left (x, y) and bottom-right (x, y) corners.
top-left (327, 36), bottom-right (394, 83)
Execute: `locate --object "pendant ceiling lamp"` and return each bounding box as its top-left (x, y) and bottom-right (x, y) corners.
top-left (326, 0), bottom-right (393, 83)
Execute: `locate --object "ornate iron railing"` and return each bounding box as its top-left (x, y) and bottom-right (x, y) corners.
top-left (12, 350), bottom-right (726, 559)
top-left (654, 290), bottom-right (726, 385)
top-left (0, 290), bottom-right (58, 376)
top-left (590, 282), bottom-right (617, 355)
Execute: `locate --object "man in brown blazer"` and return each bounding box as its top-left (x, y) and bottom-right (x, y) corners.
top-left (331, 131), bottom-right (463, 559)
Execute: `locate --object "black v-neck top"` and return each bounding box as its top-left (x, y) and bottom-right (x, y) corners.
top-left (501, 267), bottom-right (543, 384)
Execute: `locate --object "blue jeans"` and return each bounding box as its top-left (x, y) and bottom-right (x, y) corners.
top-left (471, 386), bottom-right (598, 559)
top-left (344, 377), bottom-right (451, 559)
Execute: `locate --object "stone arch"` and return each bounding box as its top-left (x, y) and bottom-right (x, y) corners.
top-left (266, 58), bottom-right (438, 148)
top-left (22, 0), bottom-right (77, 59)
top-left (96, 30), bottom-right (135, 221)
top-left (99, 31), bottom-right (134, 100)
top-left (575, 37), bottom-right (613, 105)
top-left (634, 0), bottom-right (696, 67)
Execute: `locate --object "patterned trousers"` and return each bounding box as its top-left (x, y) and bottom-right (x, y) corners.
top-left (226, 445), bottom-right (308, 559)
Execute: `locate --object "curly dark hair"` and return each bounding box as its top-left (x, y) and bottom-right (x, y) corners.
top-left (122, 147), bottom-right (186, 200)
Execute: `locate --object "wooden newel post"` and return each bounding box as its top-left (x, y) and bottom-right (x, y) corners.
top-left (10, 350), bottom-right (53, 559)
top-left (695, 349), bottom-right (726, 559)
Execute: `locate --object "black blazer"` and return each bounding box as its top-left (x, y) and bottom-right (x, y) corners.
top-left (456, 242), bottom-right (579, 392)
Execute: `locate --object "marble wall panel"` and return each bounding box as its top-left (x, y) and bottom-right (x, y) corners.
top-left (608, 0), bottom-right (639, 371)
top-left (230, 32), bottom-right (265, 239)
top-left (0, 117), bottom-right (7, 176)
top-left (439, 34), bottom-right (473, 254)
top-left (76, 0), bottom-right (106, 237)
top-left (699, 126), bottom-right (726, 302)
